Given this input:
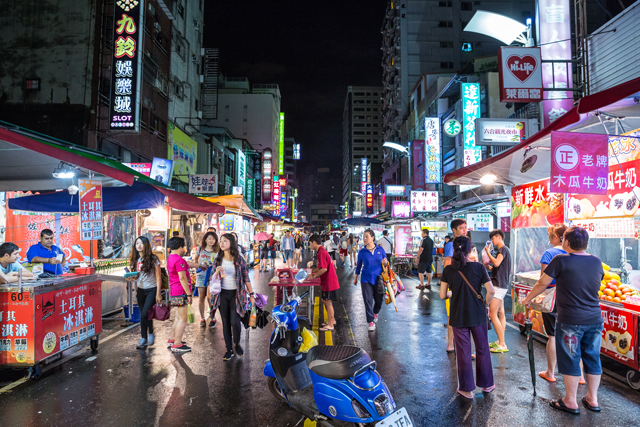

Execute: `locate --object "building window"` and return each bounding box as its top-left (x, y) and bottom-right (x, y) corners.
top-left (441, 62), bottom-right (455, 69)
top-left (461, 2), bottom-right (472, 10)
top-left (438, 21), bottom-right (453, 28)
top-left (25, 79), bottom-right (40, 90)
top-left (439, 1), bottom-right (452, 6)
top-left (440, 41), bottom-right (453, 48)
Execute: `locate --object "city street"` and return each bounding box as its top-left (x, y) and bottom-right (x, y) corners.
top-left (1, 254), bottom-right (639, 426)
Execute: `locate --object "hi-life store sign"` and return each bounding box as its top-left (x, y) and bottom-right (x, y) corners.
top-left (109, 0), bottom-right (144, 130)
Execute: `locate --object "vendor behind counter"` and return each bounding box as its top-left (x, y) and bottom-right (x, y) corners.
top-left (26, 229), bottom-right (66, 276)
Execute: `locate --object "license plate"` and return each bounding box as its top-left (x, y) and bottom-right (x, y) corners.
top-left (376, 407), bottom-right (413, 427)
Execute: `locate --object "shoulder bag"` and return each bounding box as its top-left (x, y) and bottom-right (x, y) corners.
top-left (457, 270), bottom-right (492, 330)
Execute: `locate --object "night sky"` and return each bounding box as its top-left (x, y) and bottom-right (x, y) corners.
top-left (205, 1), bottom-right (387, 173)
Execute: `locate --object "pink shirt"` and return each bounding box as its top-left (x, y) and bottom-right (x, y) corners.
top-left (167, 254), bottom-right (191, 296)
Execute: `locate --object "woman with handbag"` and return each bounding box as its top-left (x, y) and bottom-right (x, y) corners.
top-left (204, 233), bottom-right (256, 361)
top-left (128, 236), bottom-right (162, 349)
top-left (195, 231), bottom-right (220, 328)
top-left (440, 235), bottom-right (495, 399)
top-left (354, 229), bottom-right (388, 331)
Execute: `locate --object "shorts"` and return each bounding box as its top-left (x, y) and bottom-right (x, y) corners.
top-left (170, 294), bottom-right (188, 307)
top-left (284, 249), bottom-right (293, 260)
top-left (542, 311), bottom-right (557, 336)
top-left (339, 247), bottom-right (348, 256)
top-left (418, 262), bottom-right (433, 274)
top-left (195, 274), bottom-right (208, 288)
top-left (269, 251), bottom-right (276, 259)
top-left (321, 290), bottom-right (338, 301)
top-left (260, 252), bottom-right (268, 260)
top-left (555, 322), bottom-right (604, 376)
top-left (493, 287), bottom-right (508, 301)
top-left (295, 248), bottom-right (302, 253)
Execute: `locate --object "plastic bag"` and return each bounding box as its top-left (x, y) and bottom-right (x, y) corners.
top-left (299, 327), bottom-right (318, 353)
top-left (209, 272), bottom-right (221, 295)
top-left (482, 247), bottom-right (491, 266)
top-left (187, 304), bottom-right (195, 323)
top-left (248, 304), bottom-right (257, 328)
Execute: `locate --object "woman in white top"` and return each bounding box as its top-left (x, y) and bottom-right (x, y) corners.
top-left (195, 232), bottom-right (219, 328)
top-left (324, 234), bottom-right (337, 262)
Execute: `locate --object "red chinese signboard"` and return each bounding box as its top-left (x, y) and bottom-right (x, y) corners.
top-left (551, 132), bottom-right (609, 195)
top-left (498, 47), bottom-right (543, 103)
top-left (511, 178), bottom-right (564, 228)
top-left (0, 291), bottom-right (35, 365)
top-left (34, 281), bottom-right (103, 361)
top-left (79, 179), bottom-right (103, 241)
top-left (601, 304), bottom-right (638, 370)
top-left (366, 184), bottom-right (373, 215)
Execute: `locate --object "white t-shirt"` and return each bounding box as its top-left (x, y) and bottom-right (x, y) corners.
top-left (377, 236), bottom-right (392, 254)
top-left (221, 259), bottom-right (237, 290)
top-left (324, 240), bottom-right (335, 253)
top-left (137, 257), bottom-right (161, 289)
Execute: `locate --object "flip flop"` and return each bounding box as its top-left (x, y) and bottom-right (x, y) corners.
top-left (319, 325), bottom-right (335, 331)
top-left (579, 378), bottom-right (587, 385)
top-left (489, 341), bottom-right (499, 348)
top-left (457, 390), bottom-right (474, 400)
top-left (550, 399), bottom-right (580, 415)
top-left (482, 385), bottom-right (495, 393)
top-left (446, 349), bottom-right (455, 353)
top-left (490, 347), bottom-right (508, 353)
top-left (539, 371), bottom-right (557, 382)
top-left (582, 396), bottom-right (601, 412)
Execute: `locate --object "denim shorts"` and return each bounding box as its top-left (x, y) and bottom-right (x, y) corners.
top-left (284, 250), bottom-right (293, 260)
top-left (555, 322), bottom-right (604, 377)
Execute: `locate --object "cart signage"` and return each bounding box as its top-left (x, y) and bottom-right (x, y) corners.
top-left (394, 225), bottom-right (412, 256)
top-left (189, 174), bottom-right (218, 194)
top-left (601, 304), bottom-right (638, 370)
top-left (410, 191), bottom-right (438, 212)
top-left (109, 0), bottom-right (144, 131)
top-left (34, 281), bottom-right (102, 361)
top-left (79, 179), bottom-right (103, 241)
top-left (511, 178), bottom-right (565, 228)
top-left (467, 213), bottom-right (493, 232)
top-left (498, 47), bottom-right (543, 103)
top-left (550, 132), bottom-right (608, 195)
top-left (0, 291), bottom-right (34, 365)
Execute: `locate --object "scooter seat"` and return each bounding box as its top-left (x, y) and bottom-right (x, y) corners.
top-left (306, 345), bottom-right (371, 380)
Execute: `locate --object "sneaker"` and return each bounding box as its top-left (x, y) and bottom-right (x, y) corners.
top-left (368, 322), bottom-right (376, 331)
top-left (147, 333), bottom-right (155, 346)
top-left (235, 344), bottom-right (244, 356)
top-left (223, 350), bottom-right (234, 361)
top-left (200, 319), bottom-right (207, 327)
top-left (373, 314), bottom-right (379, 324)
top-left (171, 344), bottom-right (192, 353)
top-left (167, 340), bottom-right (186, 348)
top-left (209, 319), bottom-right (217, 328)
top-left (136, 338), bottom-right (147, 349)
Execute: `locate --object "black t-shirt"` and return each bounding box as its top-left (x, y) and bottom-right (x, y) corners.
top-left (419, 236), bottom-right (434, 263)
top-left (491, 245), bottom-right (512, 290)
top-left (442, 262), bottom-right (491, 328)
top-left (544, 253), bottom-right (604, 325)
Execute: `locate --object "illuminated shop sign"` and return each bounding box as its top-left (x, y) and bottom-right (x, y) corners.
top-left (109, 0), bottom-right (144, 130)
top-left (293, 143), bottom-right (301, 160)
top-left (262, 149), bottom-right (272, 203)
top-left (366, 184), bottom-right (373, 215)
top-left (361, 158), bottom-right (367, 183)
top-left (272, 177), bottom-right (281, 215)
top-left (425, 118), bottom-right (441, 183)
top-left (279, 113), bottom-right (285, 175)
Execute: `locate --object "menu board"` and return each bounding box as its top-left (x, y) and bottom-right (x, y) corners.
top-left (511, 178), bottom-right (564, 228)
top-left (601, 304), bottom-right (638, 370)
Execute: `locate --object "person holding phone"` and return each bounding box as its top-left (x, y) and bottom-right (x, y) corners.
top-left (27, 229), bottom-right (66, 276)
top-left (195, 231), bottom-right (220, 328)
top-left (128, 237), bottom-right (162, 349)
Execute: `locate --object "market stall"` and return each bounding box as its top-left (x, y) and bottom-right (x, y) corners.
top-left (444, 77), bottom-right (640, 389)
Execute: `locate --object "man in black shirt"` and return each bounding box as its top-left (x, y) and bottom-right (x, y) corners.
top-left (415, 229), bottom-right (434, 290)
top-left (484, 229), bottom-right (512, 353)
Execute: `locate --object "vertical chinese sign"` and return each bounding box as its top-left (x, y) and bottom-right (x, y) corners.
top-left (425, 118), bottom-right (441, 184)
top-left (79, 179), bottom-right (103, 241)
top-left (412, 140), bottom-right (425, 189)
top-left (273, 176), bottom-right (281, 215)
top-left (550, 131), bottom-right (608, 195)
top-left (237, 150), bottom-right (246, 193)
top-left (461, 83), bottom-right (481, 193)
top-left (262, 149), bottom-right (272, 203)
top-left (279, 113), bottom-right (285, 175)
top-left (279, 177), bottom-right (288, 219)
top-left (366, 184), bottom-right (373, 215)
top-left (511, 178), bottom-right (564, 228)
top-left (538, 0), bottom-right (574, 127)
top-left (109, 0), bottom-right (144, 131)
top-left (246, 178), bottom-right (255, 208)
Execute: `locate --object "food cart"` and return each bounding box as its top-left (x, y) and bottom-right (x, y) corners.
top-left (443, 78), bottom-right (640, 389)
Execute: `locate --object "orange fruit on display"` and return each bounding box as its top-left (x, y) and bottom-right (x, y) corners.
top-left (615, 290), bottom-right (623, 297)
top-left (605, 289), bottom-right (615, 297)
top-left (613, 297), bottom-right (621, 303)
top-left (600, 294), bottom-right (607, 300)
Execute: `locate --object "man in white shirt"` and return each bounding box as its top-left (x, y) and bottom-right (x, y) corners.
top-left (377, 230), bottom-right (393, 260)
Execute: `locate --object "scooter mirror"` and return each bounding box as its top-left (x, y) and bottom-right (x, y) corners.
top-left (295, 269), bottom-right (308, 283)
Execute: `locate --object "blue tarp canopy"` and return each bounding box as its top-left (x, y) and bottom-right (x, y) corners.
top-left (8, 182), bottom-right (165, 213)
top-left (344, 217), bottom-right (382, 226)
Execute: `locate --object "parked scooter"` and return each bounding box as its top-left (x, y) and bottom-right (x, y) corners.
top-left (263, 271), bottom-right (412, 426)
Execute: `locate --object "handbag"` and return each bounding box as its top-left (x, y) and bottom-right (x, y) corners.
top-left (457, 270), bottom-right (492, 330)
top-left (148, 302), bottom-right (171, 321)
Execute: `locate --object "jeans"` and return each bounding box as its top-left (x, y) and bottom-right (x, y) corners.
top-left (136, 287), bottom-right (157, 339)
top-left (451, 324), bottom-right (494, 392)
top-left (284, 249), bottom-right (293, 260)
top-left (219, 289), bottom-right (242, 351)
top-left (361, 282), bottom-right (383, 323)
top-left (555, 321), bottom-right (604, 376)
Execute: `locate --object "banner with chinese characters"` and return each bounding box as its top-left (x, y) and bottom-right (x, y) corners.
top-left (538, 0), bottom-right (574, 127)
top-left (188, 174), bottom-right (218, 194)
top-left (425, 118), bottom-right (441, 183)
top-left (412, 139), bottom-right (425, 189)
top-left (123, 163), bottom-right (151, 176)
top-left (366, 184), bottom-right (373, 215)
top-left (246, 178), bottom-right (255, 208)
top-left (462, 83), bottom-right (481, 167)
top-left (551, 132), bottom-right (608, 195)
top-left (410, 191), bottom-right (438, 213)
top-left (168, 123), bottom-right (197, 184)
top-left (511, 179), bottom-right (564, 228)
top-left (601, 304), bottom-right (638, 370)
top-left (34, 281), bottom-right (102, 361)
top-left (391, 201), bottom-right (412, 218)
top-left (571, 218), bottom-right (635, 239)
top-left (498, 47), bottom-right (543, 103)
top-left (109, 0), bottom-right (143, 130)
top-left (273, 176), bottom-right (281, 215)
top-left (0, 291), bottom-right (35, 365)
top-left (79, 179), bottom-right (103, 241)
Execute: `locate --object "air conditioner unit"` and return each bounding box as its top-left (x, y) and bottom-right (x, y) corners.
top-left (191, 55), bottom-right (198, 64)
top-left (198, 111), bottom-right (203, 119)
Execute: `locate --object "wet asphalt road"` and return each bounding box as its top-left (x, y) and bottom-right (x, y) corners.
top-left (1, 251), bottom-right (640, 426)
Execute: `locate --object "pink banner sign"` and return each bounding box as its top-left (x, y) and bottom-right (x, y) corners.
top-left (394, 225), bottom-right (412, 256)
top-left (550, 131), bottom-right (608, 195)
top-left (391, 201), bottom-right (412, 218)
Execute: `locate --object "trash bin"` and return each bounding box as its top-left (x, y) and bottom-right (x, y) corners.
top-left (124, 304), bottom-right (141, 323)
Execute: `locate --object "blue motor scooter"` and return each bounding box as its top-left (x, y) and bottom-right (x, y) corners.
top-left (263, 272), bottom-right (413, 426)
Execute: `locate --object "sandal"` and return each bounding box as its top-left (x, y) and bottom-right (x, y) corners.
top-left (582, 396), bottom-right (601, 412)
top-left (482, 385), bottom-right (495, 393)
top-left (457, 390), bottom-right (474, 400)
top-left (539, 371), bottom-right (557, 382)
top-left (319, 325), bottom-right (335, 331)
top-left (549, 399), bottom-right (580, 415)
top-left (579, 378), bottom-right (586, 385)
top-left (416, 285), bottom-right (424, 290)
top-left (489, 341), bottom-right (499, 348)
top-left (490, 347), bottom-right (508, 353)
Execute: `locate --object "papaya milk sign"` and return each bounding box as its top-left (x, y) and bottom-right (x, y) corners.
top-left (550, 131), bottom-right (608, 195)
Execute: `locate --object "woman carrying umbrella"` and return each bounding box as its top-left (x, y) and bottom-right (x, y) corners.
top-left (440, 235), bottom-right (495, 399)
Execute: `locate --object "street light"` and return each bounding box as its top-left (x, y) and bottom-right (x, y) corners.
top-left (463, 11), bottom-right (532, 46)
top-left (383, 141), bottom-right (412, 186)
